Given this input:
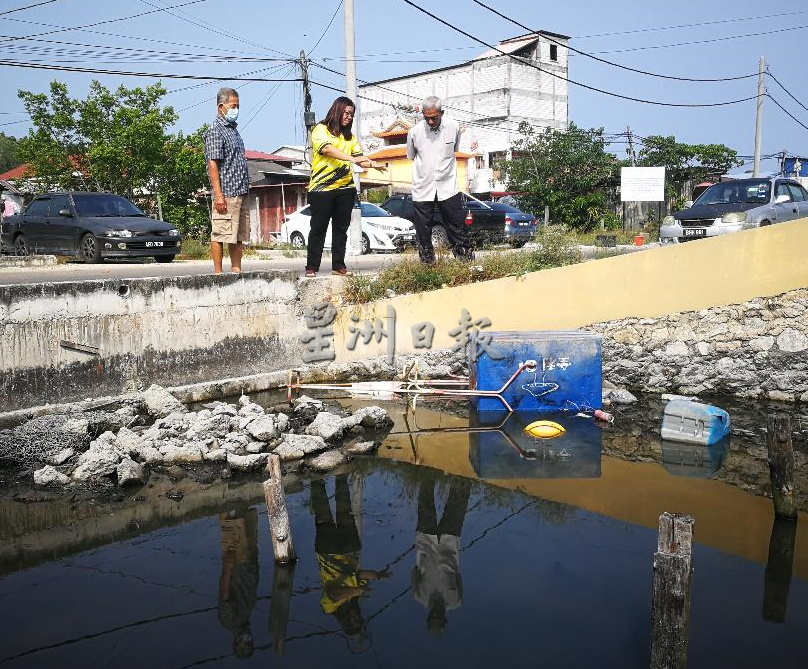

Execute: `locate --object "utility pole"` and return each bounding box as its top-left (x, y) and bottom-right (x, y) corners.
top-left (300, 51), bottom-right (315, 164)
top-left (753, 56), bottom-right (765, 177)
top-left (626, 126), bottom-right (637, 166)
top-left (344, 0), bottom-right (362, 257)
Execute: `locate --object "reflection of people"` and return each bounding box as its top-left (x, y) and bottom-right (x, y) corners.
top-left (406, 96), bottom-right (473, 265)
top-left (312, 476), bottom-right (389, 652)
top-left (305, 97), bottom-right (385, 278)
top-left (203, 87), bottom-right (250, 274)
top-left (2, 194), bottom-right (18, 218)
top-left (218, 506), bottom-right (259, 658)
top-left (411, 476), bottom-right (471, 635)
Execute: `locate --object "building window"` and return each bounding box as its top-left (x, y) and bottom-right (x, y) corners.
top-left (550, 44), bottom-right (558, 61)
top-left (475, 155), bottom-right (485, 170)
top-left (489, 151), bottom-right (507, 181)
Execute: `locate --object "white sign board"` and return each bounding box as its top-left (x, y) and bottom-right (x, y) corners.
top-left (621, 166), bottom-right (665, 202)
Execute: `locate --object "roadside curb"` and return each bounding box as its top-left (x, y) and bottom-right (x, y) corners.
top-left (0, 254), bottom-right (57, 268)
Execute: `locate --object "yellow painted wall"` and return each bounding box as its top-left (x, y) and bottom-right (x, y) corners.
top-left (332, 218), bottom-right (808, 361)
top-left (363, 157), bottom-right (470, 194)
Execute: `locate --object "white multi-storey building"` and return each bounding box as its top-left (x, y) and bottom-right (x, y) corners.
top-left (358, 31), bottom-right (569, 195)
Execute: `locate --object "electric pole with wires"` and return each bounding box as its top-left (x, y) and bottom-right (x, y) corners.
top-left (300, 50), bottom-right (315, 164)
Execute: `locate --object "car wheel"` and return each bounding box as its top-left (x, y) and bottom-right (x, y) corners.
top-left (509, 239), bottom-right (527, 248)
top-left (80, 233), bottom-right (102, 263)
top-left (760, 219), bottom-right (771, 227)
top-left (361, 233), bottom-right (370, 255)
top-left (155, 255), bottom-right (175, 263)
top-left (431, 225), bottom-right (449, 250)
top-left (290, 232), bottom-right (305, 248)
top-left (13, 234), bottom-right (28, 256)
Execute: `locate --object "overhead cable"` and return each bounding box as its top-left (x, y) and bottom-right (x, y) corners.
top-left (766, 69), bottom-right (808, 115)
top-left (766, 93), bottom-right (808, 132)
top-left (472, 0), bottom-right (757, 83)
top-left (0, 1), bottom-right (62, 17)
top-left (575, 9), bottom-right (808, 40)
top-left (0, 0), bottom-right (215, 43)
top-left (0, 58), bottom-right (301, 82)
top-left (401, 1), bottom-right (757, 108)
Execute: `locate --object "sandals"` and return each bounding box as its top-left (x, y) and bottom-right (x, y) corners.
top-left (331, 268), bottom-right (352, 276)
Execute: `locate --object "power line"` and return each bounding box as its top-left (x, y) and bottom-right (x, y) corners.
top-left (575, 9), bottom-right (808, 40)
top-left (400, 0), bottom-right (757, 108)
top-left (766, 69), bottom-right (808, 115)
top-left (472, 0), bottom-right (756, 83)
top-left (0, 0), bottom-right (63, 17)
top-left (586, 22), bottom-right (808, 56)
top-left (0, 0), bottom-right (216, 43)
top-left (0, 58), bottom-right (301, 81)
top-left (766, 93), bottom-right (808, 132)
top-left (308, 0), bottom-right (343, 56)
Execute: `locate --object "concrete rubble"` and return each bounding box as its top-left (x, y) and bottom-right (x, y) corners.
top-left (1, 386), bottom-right (388, 490)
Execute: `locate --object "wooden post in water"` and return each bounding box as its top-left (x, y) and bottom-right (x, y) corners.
top-left (762, 516), bottom-right (797, 623)
top-left (766, 414), bottom-right (797, 519)
top-left (269, 562), bottom-right (296, 654)
top-left (263, 454), bottom-right (296, 564)
top-left (650, 512), bottom-right (694, 669)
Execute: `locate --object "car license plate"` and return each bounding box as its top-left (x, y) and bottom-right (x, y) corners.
top-left (683, 228), bottom-right (706, 238)
top-left (519, 221), bottom-right (529, 226)
top-left (146, 241), bottom-right (164, 247)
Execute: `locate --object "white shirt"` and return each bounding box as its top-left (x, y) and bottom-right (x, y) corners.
top-left (406, 117), bottom-right (461, 202)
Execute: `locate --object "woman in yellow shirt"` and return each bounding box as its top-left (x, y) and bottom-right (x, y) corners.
top-left (306, 96), bottom-right (384, 277)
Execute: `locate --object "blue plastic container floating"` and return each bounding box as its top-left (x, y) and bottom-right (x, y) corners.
top-left (469, 331), bottom-right (602, 413)
top-left (660, 437), bottom-right (730, 478)
top-left (660, 400), bottom-right (731, 446)
top-left (468, 410), bottom-right (602, 479)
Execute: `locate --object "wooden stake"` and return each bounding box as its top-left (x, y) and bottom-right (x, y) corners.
top-left (269, 562), bottom-right (296, 655)
top-left (650, 512), bottom-right (694, 669)
top-left (766, 414), bottom-right (797, 519)
top-left (263, 454), bottom-right (296, 564)
top-left (762, 516), bottom-right (797, 623)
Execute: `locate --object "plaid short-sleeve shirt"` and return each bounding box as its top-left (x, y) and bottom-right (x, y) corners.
top-left (203, 115), bottom-right (249, 197)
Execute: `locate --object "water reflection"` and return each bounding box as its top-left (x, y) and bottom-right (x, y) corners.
top-left (311, 475), bottom-right (389, 653)
top-left (217, 506), bottom-right (259, 658)
top-left (412, 475), bottom-right (471, 634)
top-left (469, 410), bottom-right (602, 479)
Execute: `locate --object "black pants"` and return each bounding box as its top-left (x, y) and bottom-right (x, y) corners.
top-left (412, 192), bottom-right (473, 264)
top-left (306, 187), bottom-right (356, 271)
top-left (416, 476), bottom-right (471, 538)
top-left (312, 476), bottom-right (361, 555)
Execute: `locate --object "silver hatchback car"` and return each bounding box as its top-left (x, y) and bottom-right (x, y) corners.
top-left (659, 177), bottom-right (808, 243)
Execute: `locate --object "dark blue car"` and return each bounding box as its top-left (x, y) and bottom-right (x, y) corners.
top-left (0, 192), bottom-right (181, 263)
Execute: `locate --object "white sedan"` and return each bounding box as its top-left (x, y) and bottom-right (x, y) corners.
top-left (280, 202), bottom-right (415, 254)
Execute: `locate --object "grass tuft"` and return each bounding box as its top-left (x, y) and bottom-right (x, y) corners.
top-left (342, 226), bottom-right (582, 304)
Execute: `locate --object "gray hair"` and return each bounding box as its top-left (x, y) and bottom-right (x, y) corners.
top-left (217, 87), bottom-right (239, 106)
top-left (422, 96), bottom-right (442, 112)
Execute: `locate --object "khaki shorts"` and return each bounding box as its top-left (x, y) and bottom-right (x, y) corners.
top-left (211, 194), bottom-right (250, 243)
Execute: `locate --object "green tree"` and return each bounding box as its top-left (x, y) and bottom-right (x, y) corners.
top-left (499, 122), bottom-right (620, 231)
top-left (0, 132), bottom-right (20, 174)
top-left (637, 135), bottom-right (743, 202)
top-left (16, 80), bottom-right (207, 235)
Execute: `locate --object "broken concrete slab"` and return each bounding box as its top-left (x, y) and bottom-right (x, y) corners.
top-left (117, 458), bottom-right (147, 486)
top-left (142, 384), bottom-right (187, 418)
top-left (308, 449), bottom-right (347, 472)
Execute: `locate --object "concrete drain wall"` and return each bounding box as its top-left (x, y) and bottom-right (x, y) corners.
top-left (0, 271), bottom-right (302, 412)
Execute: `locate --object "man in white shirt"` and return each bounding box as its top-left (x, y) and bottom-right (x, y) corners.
top-left (406, 96), bottom-right (473, 264)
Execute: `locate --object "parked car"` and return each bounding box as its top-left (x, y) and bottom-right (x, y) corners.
top-left (0, 192), bottom-right (181, 262)
top-left (280, 202), bottom-right (414, 254)
top-left (381, 192), bottom-right (537, 248)
top-left (659, 177), bottom-right (808, 244)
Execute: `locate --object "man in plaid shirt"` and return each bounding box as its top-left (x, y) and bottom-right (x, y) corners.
top-left (204, 87), bottom-right (250, 273)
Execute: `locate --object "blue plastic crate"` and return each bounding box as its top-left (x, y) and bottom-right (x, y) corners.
top-left (469, 331), bottom-right (602, 412)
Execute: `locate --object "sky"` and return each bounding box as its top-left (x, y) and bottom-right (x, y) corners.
top-left (1, 0), bottom-right (807, 175)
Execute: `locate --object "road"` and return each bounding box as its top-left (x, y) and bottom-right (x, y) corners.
top-left (0, 250), bottom-right (403, 284)
top-left (0, 243), bottom-right (656, 285)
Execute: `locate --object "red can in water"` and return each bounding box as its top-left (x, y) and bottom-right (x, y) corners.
top-left (593, 409), bottom-right (614, 423)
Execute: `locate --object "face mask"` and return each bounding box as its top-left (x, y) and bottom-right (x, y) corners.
top-left (224, 107), bottom-right (239, 123)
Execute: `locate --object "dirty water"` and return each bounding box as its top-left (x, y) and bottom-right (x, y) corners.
top-left (1, 393), bottom-right (807, 668)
